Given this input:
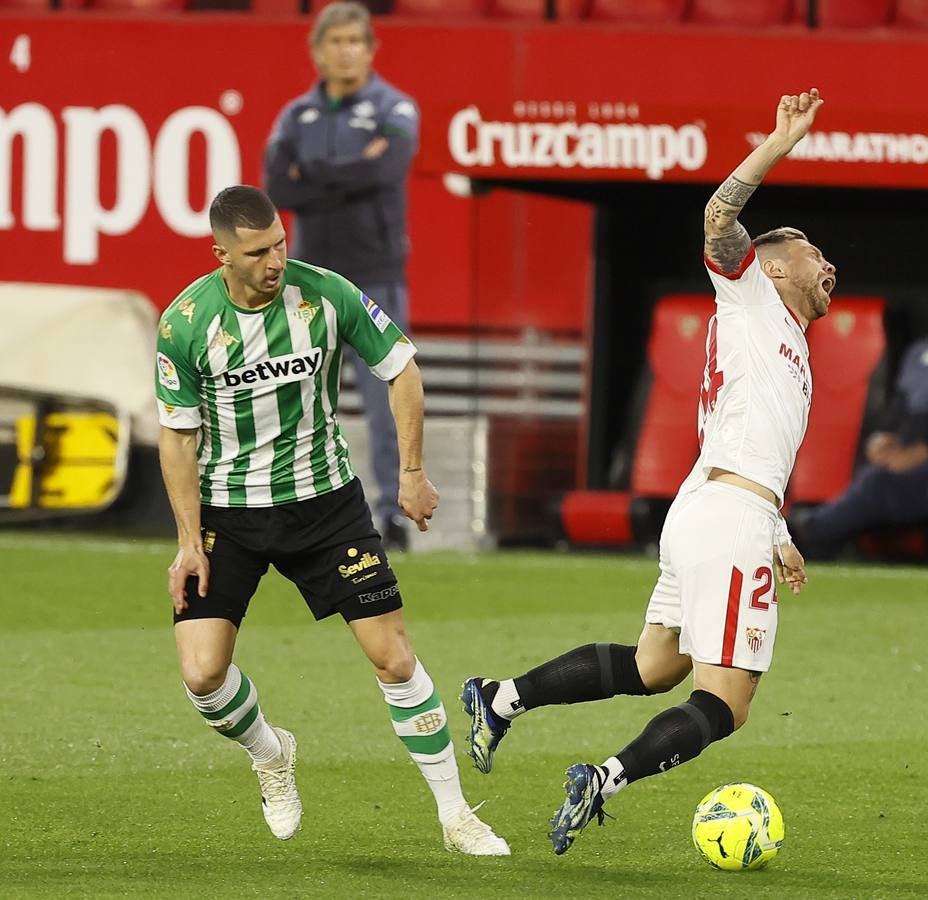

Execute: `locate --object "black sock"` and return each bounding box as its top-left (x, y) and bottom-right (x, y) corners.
top-left (506, 643), bottom-right (653, 712)
top-left (615, 690), bottom-right (734, 785)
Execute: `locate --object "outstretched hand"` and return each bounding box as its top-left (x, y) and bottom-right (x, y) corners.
top-left (774, 541), bottom-right (808, 596)
top-left (772, 88), bottom-right (824, 149)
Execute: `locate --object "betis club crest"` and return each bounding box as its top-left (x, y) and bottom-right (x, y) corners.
top-left (294, 299), bottom-right (318, 324)
top-left (746, 626), bottom-right (766, 654)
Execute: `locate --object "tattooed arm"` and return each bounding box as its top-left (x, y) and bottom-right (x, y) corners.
top-left (704, 88), bottom-right (824, 274)
top-left (704, 176), bottom-right (761, 274)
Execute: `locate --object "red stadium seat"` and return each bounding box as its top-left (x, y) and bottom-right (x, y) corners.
top-left (893, 0), bottom-right (928, 28)
top-left (629, 295), bottom-right (714, 497)
top-left (816, 0), bottom-right (891, 28)
top-left (0, 0), bottom-right (86, 7)
top-left (251, 0), bottom-right (301, 13)
top-left (563, 295), bottom-right (887, 547)
top-left (689, 0), bottom-right (796, 26)
top-left (561, 294), bottom-right (714, 547)
top-left (299, 0), bottom-right (393, 10)
top-left (788, 298), bottom-right (886, 504)
top-left (391, 0), bottom-right (487, 14)
top-left (487, 0), bottom-right (584, 17)
top-left (89, 0), bottom-right (188, 8)
top-left (585, 0), bottom-right (687, 23)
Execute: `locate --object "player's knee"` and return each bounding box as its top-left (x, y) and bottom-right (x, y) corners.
top-left (641, 670), bottom-right (683, 694)
top-left (372, 646), bottom-right (416, 683)
top-left (181, 661), bottom-right (230, 696)
top-left (635, 650), bottom-right (690, 694)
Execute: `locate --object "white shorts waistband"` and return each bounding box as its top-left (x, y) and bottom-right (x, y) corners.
top-left (696, 480), bottom-right (779, 523)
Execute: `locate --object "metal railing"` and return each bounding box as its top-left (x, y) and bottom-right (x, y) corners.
top-left (339, 332), bottom-right (586, 418)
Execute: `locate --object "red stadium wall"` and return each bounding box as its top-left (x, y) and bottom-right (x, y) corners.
top-left (1, 15), bottom-right (926, 332)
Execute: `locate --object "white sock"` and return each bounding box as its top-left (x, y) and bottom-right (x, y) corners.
top-left (490, 678), bottom-right (526, 720)
top-left (378, 658), bottom-right (468, 825)
top-left (599, 755), bottom-right (628, 800)
top-left (238, 715), bottom-right (286, 767)
top-left (185, 664), bottom-right (282, 766)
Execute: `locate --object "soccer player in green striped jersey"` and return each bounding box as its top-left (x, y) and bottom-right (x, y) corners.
top-left (156, 185), bottom-right (509, 855)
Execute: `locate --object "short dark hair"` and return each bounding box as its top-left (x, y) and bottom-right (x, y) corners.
top-left (311, 2), bottom-right (374, 48)
top-left (753, 226), bottom-right (808, 249)
top-left (209, 186), bottom-right (277, 238)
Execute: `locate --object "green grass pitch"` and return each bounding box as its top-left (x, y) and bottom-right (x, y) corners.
top-left (1, 533), bottom-right (925, 899)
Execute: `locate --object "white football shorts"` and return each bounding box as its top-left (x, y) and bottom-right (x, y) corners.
top-left (645, 481), bottom-right (780, 672)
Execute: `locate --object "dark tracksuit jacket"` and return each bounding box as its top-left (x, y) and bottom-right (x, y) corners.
top-left (263, 73), bottom-right (419, 288)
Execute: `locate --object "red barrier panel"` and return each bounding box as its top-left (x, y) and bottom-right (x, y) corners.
top-left (560, 490), bottom-right (634, 545)
top-left (1, 15), bottom-right (926, 320)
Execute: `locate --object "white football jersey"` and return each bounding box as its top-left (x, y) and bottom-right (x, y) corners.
top-left (678, 246), bottom-right (812, 505)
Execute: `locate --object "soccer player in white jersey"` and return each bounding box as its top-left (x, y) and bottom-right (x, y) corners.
top-left (461, 89), bottom-right (836, 855)
top-left (156, 185), bottom-right (509, 855)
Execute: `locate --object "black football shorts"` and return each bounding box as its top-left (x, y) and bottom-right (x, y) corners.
top-left (173, 478), bottom-right (402, 628)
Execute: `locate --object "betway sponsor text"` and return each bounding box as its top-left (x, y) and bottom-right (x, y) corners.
top-left (221, 349), bottom-right (322, 388)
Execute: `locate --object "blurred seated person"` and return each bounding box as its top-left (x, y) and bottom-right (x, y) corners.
top-left (792, 336), bottom-right (928, 558)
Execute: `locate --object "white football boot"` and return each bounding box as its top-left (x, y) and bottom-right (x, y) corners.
top-left (442, 803), bottom-right (511, 856)
top-left (252, 727), bottom-right (302, 840)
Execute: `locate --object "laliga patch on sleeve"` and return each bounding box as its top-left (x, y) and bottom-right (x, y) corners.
top-left (157, 352), bottom-right (181, 390)
top-left (362, 294), bottom-right (392, 334)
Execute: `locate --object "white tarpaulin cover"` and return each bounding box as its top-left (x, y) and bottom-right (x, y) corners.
top-left (0, 283), bottom-right (158, 444)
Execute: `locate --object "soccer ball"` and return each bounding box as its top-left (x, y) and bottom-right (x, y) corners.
top-left (692, 782), bottom-right (784, 871)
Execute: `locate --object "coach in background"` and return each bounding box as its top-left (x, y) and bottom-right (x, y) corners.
top-left (793, 335), bottom-right (928, 557)
top-left (264, 1), bottom-right (418, 550)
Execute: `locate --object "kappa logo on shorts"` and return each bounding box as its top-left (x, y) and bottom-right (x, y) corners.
top-left (339, 547), bottom-right (382, 584)
top-left (746, 626), bottom-right (767, 654)
top-left (358, 584), bottom-right (398, 604)
top-left (202, 530), bottom-right (216, 554)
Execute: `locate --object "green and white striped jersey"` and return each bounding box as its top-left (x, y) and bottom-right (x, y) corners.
top-left (155, 260), bottom-right (415, 507)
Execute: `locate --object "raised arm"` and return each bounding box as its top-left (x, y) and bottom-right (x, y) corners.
top-left (704, 88), bottom-right (824, 274)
